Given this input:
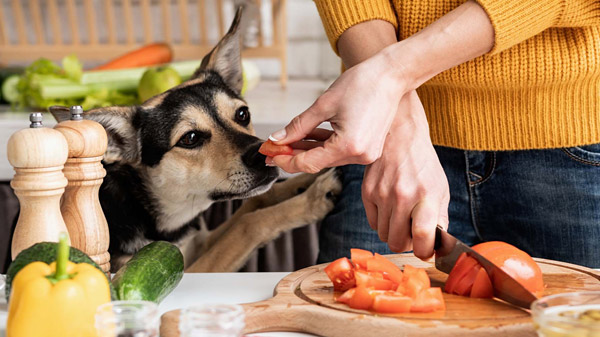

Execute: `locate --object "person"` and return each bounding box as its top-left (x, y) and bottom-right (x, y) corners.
top-left (265, 0), bottom-right (600, 268)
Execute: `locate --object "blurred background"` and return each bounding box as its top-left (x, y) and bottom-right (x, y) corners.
top-left (0, 0), bottom-right (341, 273)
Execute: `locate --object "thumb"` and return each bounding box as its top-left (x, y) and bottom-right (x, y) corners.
top-left (269, 99), bottom-right (330, 144)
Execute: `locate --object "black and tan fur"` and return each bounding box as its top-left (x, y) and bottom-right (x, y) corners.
top-left (51, 8), bottom-right (341, 272)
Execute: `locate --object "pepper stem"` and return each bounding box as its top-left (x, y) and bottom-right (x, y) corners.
top-left (54, 232), bottom-right (70, 282)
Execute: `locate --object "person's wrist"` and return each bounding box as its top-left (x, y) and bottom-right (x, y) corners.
top-left (373, 42), bottom-right (419, 94)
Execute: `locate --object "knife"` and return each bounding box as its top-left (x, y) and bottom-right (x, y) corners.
top-left (433, 225), bottom-right (538, 309)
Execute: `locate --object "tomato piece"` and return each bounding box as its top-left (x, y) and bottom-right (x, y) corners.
top-left (402, 275), bottom-right (429, 299)
top-left (450, 258), bottom-right (481, 296)
top-left (367, 254), bottom-right (403, 284)
top-left (336, 288), bottom-right (356, 304)
top-left (411, 287), bottom-right (446, 313)
top-left (355, 270), bottom-right (394, 290)
top-left (372, 292), bottom-right (412, 313)
top-left (348, 285), bottom-right (374, 310)
top-left (403, 265), bottom-right (431, 288)
top-left (473, 241), bottom-right (544, 296)
top-left (324, 257), bottom-right (356, 291)
top-left (351, 248), bottom-right (373, 270)
top-left (470, 267), bottom-right (494, 298)
top-left (258, 139), bottom-right (293, 157)
top-left (444, 253), bottom-right (479, 294)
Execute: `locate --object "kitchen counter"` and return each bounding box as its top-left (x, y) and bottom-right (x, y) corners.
top-left (0, 272), bottom-right (314, 337)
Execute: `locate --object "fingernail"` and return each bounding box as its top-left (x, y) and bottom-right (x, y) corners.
top-left (269, 129), bottom-right (286, 142)
top-left (265, 157), bottom-right (275, 166)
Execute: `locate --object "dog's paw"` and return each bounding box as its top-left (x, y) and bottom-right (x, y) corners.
top-left (302, 168), bottom-right (342, 220)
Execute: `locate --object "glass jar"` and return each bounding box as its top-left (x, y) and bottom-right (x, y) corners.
top-left (531, 291), bottom-right (600, 337)
top-left (95, 300), bottom-right (159, 337)
top-left (179, 304), bottom-right (245, 337)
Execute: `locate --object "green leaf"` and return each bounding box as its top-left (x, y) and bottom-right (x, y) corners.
top-left (62, 54), bottom-right (83, 82)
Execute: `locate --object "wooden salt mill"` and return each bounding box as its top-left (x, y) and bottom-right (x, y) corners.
top-left (7, 112), bottom-right (70, 259)
top-left (54, 105), bottom-right (111, 273)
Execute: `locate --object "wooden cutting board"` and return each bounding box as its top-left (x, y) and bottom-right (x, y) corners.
top-left (160, 254), bottom-right (600, 337)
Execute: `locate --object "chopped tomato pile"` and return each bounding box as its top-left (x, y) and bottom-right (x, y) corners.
top-left (324, 249), bottom-right (445, 313)
top-left (258, 139), bottom-right (293, 157)
top-left (445, 241), bottom-right (544, 298)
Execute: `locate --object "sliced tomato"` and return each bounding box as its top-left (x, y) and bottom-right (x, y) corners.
top-left (403, 265), bottom-right (431, 288)
top-left (258, 139), bottom-right (293, 157)
top-left (367, 254), bottom-right (403, 284)
top-left (324, 257), bottom-right (356, 292)
top-left (444, 252), bottom-right (479, 294)
top-left (348, 285), bottom-right (374, 310)
top-left (411, 287), bottom-right (446, 313)
top-left (470, 267), bottom-right (494, 298)
top-left (372, 292), bottom-right (412, 313)
top-left (402, 275), bottom-right (429, 299)
top-left (450, 257), bottom-right (481, 296)
top-left (336, 288), bottom-right (356, 304)
top-left (351, 248), bottom-right (373, 270)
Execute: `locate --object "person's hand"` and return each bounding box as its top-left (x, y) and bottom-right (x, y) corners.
top-left (362, 91), bottom-right (450, 259)
top-left (268, 53), bottom-right (408, 173)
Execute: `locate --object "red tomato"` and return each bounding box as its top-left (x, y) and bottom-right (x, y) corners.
top-left (372, 292), bottom-right (412, 313)
top-left (354, 270), bottom-right (395, 291)
top-left (411, 287), bottom-right (446, 312)
top-left (444, 252), bottom-right (479, 295)
top-left (351, 248), bottom-right (373, 269)
top-left (473, 242), bottom-right (544, 296)
top-left (336, 288), bottom-right (356, 304)
top-left (348, 285), bottom-right (374, 310)
top-left (470, 267), bottom-right (494, 298)
top-left (258, 139), bottom-right (293, 157)
top-left (324, 257), bottom-right (356, 291)
top-left (366, 254), bottom-right (404, 284)
top-left (451, 259), bottom-right (480, 297)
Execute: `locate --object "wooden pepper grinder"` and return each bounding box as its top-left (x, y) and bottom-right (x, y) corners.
top-left (7, 112), bottom-right (70, 259)
top-left (54, 106), bottom-right (111, 273)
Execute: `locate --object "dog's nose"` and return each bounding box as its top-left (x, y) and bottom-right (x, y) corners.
top-left (242, 142), bottom-right (267, 170)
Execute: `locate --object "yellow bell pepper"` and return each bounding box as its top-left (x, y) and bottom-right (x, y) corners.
top-left (7, 233), bottom-right (111, 337)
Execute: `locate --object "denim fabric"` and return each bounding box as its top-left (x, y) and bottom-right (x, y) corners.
top-left (318, 144), bottom-right (600, 268)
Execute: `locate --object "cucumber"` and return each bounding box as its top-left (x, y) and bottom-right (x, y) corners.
top-left (0, 67), bottom-right (24, 103)
top-left (111, 241), bottom-right (184, 303)
top-left (1, 75), bottom-right (20, 103)
top-left (5, 241), bottom-right (116, 301)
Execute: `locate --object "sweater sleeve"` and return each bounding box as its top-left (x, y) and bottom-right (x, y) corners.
top-left (475, 0), bottom-right (599, 54)
top-left (313, 0), bottom-right (398, 55)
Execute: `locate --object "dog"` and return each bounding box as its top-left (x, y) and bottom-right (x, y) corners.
top-left (50, 8), bottom-right (341, 273)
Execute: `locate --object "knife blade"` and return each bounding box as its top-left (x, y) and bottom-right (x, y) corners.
top-left (434, 225), bottom-right (538, 309)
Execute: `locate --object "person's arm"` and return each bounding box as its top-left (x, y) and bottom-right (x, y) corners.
top-left (270, 1), bottom-right (494, 172)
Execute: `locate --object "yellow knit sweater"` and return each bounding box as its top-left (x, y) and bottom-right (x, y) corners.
top-left (314, 0), bottom-right (600, 150)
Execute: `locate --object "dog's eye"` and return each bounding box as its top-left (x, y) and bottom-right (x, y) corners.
top-left (235, 106), bottom-right (250, 126)
top-left (177, 131), bottom-right (207, 149)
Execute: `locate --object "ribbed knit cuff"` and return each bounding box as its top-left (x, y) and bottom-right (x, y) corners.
top-left (475, 0), bottom-right (565, 54)
top-left (314, 0), bottom-right (398, 55)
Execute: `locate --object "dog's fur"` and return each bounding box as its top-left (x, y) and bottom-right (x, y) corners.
top-left (51, 9), bottom-right (341, 272)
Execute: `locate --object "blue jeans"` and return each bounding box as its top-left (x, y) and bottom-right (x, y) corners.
top-left (318, 144), bottom-right (600, 268)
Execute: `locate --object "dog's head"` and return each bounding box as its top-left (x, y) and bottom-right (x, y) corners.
top-left (51, 8), bottom-right (278, 209)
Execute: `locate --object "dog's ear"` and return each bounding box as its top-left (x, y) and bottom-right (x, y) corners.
top-left (49, 105), bottom-right (71, 122)
top-left (194, 7), bottom-right (244, 94)
top-left (83, 106), bottom-right (140, 164)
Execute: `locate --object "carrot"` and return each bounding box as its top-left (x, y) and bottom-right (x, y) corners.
top-left (93, 43), bottom-right (173, 71)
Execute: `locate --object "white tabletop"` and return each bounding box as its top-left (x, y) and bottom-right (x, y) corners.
top-left (0, 273), bottom-right (313, 337)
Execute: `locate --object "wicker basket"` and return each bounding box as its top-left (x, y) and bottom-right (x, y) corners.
top-left (0, 0), bottom-right (287, 86)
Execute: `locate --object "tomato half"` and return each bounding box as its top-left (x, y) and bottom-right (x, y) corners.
top-left (473, 241), bottom-right (544, 296)
top-left (367, 254), bottom-right (404, 284)
top-left (324, 257), bottom-right (356, 291)
top-left (258, 139), bottom-right (293, 157)
top-left (351, 248), bottom-right (373, 270)
top-left (372, 292), bottom-right (412, 313)
top-left (470, 267), bottom-right (494, 298)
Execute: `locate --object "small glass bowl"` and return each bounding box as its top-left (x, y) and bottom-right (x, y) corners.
top-left (531, 291), bottom-right (600, 337)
